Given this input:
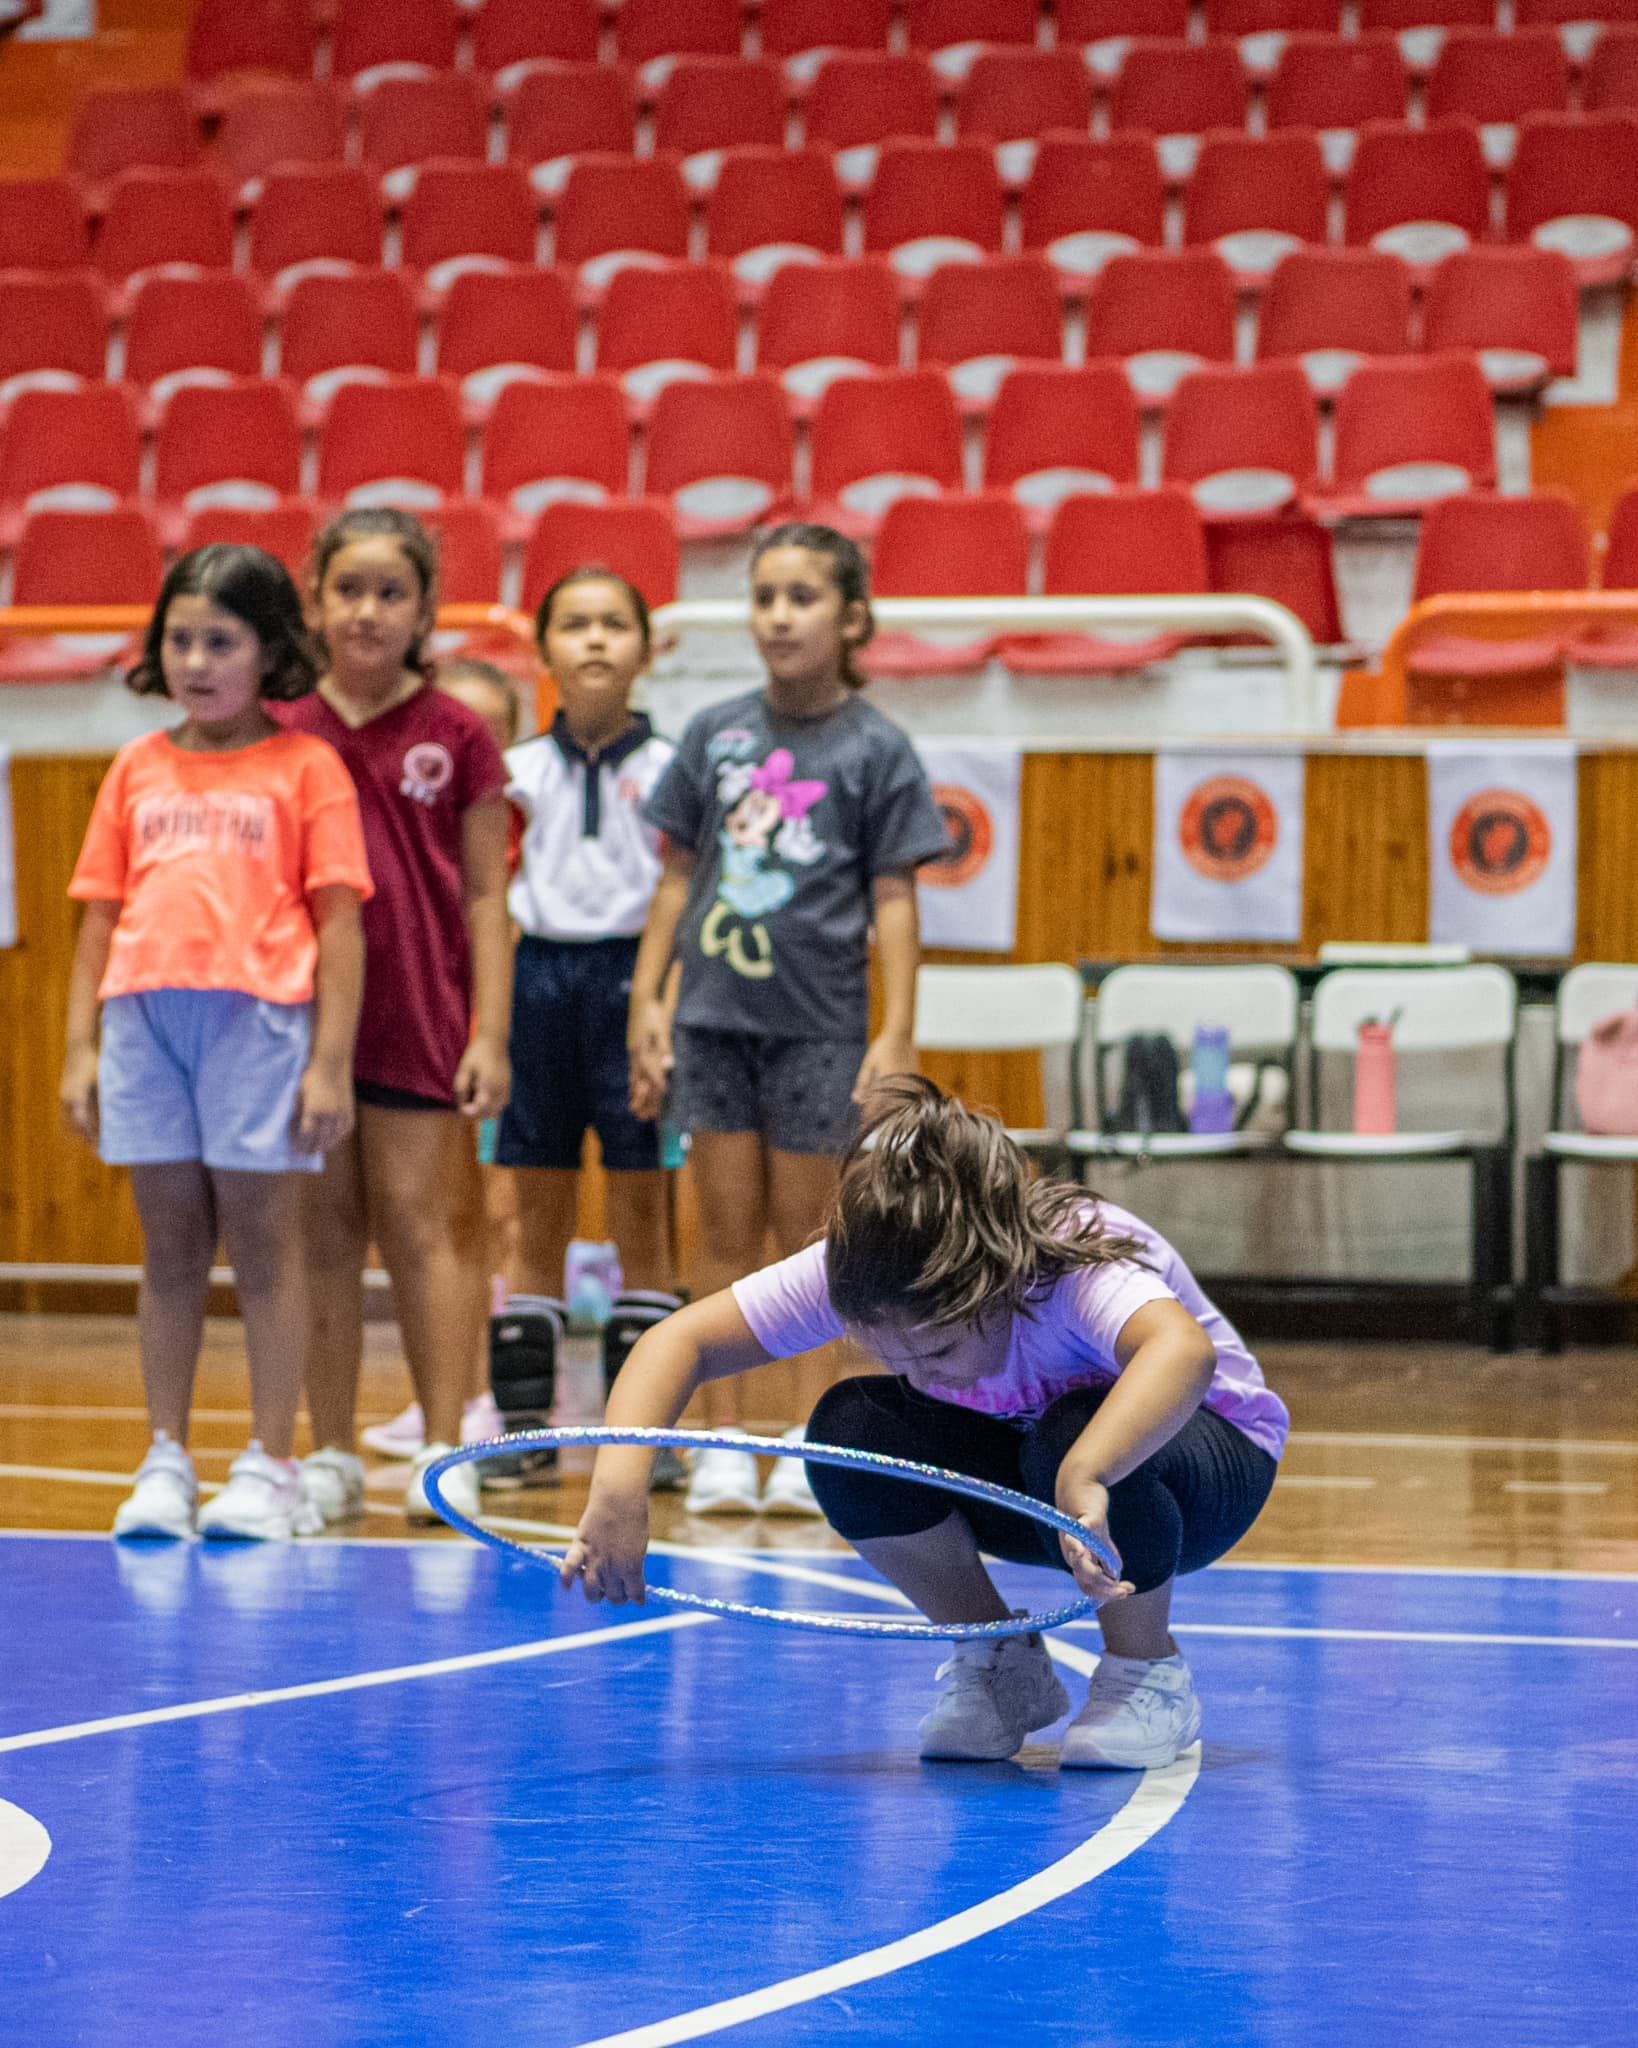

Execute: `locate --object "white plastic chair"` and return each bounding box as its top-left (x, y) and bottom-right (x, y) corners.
top-left (1526, 962), bottom-right (1638, 1351)
top-left (912, 963), bottom-right (1086, 1162)
top-left (1071, 963), bottom-right (1299, 1161)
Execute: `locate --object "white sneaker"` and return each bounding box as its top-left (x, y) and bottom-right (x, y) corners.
top-left (361, 1401), bottom-right (425, 1458)
top-left (918, 1625), bottom-right (1072, 1761)
top-left (1060, 1651), bottom-right (1202, 1770)
top-left (760, 1425), bottom-right (826, 1518)
top-left (198, 1443), bottom-right (321, 1542)
top-left (406, 1443), bottom-right (481, 1525)
top-left (113, 1432), bottom-right (197, 1541)
top-left (462, 1392), bottom-right (504, 1442)
top-left (300, 1446), bottom-right (366, 1525)
top-left (683, 1432), bottom-right (763, 1515)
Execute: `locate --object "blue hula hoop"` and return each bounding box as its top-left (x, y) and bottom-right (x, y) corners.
top-left (424, 1428), bottom-right (1120, 1641)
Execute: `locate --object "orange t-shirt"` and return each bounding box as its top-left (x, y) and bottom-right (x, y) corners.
top-left (69, 728), bottom-right (374, 1006)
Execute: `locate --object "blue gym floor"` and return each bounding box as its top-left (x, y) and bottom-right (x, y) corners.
top-left (2, 1531), bottom-right (1635, 2047)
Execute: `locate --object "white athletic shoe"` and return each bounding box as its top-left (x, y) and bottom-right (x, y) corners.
top-left (918, 1626), bottom-right (1072, 1761)
top-left (300, 1446), bottom-right (367, 1525)
top-left (198, 1444), bottom-right (321, 1542)
top-left (112, 1432), bottom-right (198, 1541)
top-left (1059, 1652), bottom-right (1202, 1770)
top-left (683, 1432), bottom-right (763, 1515)
top-left (406, 1443), bottom-right (481, 1525)
top-left (361, 1401), bottom-right (425, 1458)
top-left (462, 1392), bottom-right (505, 1442)
top-left (759, 1425), bottom-right (825, 1518)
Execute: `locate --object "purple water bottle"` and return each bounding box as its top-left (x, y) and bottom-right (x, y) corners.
top-left (1189, 1024), bottom-right (1235, 1136)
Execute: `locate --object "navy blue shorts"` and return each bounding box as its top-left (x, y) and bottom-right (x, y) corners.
top-left (496, 935), bottom-right (660, 1173)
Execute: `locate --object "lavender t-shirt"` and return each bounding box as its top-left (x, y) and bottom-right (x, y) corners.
top-left (732, 1201), bottom-right (1289, 1461)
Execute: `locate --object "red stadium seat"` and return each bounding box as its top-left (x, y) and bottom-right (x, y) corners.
top-left (807, 367), bottom-right (964, 535)
top-left (249, 164), bottom-right (385, 290)
top-left (1421, 245), bottom-right (1578, 395)
top-left (523, 498), bottom-right (680, 610)
top-left (904, 0), bottom-right (1040, 83)
top-left (1058, 0), bottom-right (1189, 57)
top-left (594, 262), bottom-right (740, 413)
top-left (122, 271), bottom-right (264, 412)
top-left (329, 0), bottom-right (460, 86)
top-left (1407, 489), bottom-right (1589, 683)
top-left (435, 266), bottom-right (578, 415)
top-left (1255, 247), bottom-right (1413, 394)
top-left (914, 254), bottom-right (1065, 414)
top-left (1018, 133), bottom-right (1166, 289)
top-left (1264, 34), bottom-right (1409, 173)
top-left (753, 256), bottom-right (902, 418)
top-left (211, 83), bottom-right (347, 203)
top-left (1108, 42), bottom-right (1249, 182)
top-left (1513, 0), bottom-right (1611, 68)
top-left (957, 50), bottom-right (1094, 149)
top-left (762, 0), bottom-right (894, 83)
top-left (0, 272), bottom-right (106, 404)
top-left (1582, 27), bottom-right (1638, 115)
top-left (1206, 513), bottom-right (1344, 644)
top-left (1000, 487), bottom-right (1211, 673)
top-left (1183, 132), bottom-right (1330, 286)
top-left (357, 74), bottom-right (489, 191)
top-left (615, 0), bottom-right (744, 81)
top-left (276, 269), bottom-right (419, 414)
top-left (552, 158), bottom-right (691, 293)
top-left (480, 376), bottom-right (632, 533)
top-left (1204, 0), bottom-right (1344, 77)
top-left (424, 499), bottom-right (506, 605)
top-left (1162, 361), bottom-right (1319, 519)
top-left (95, 169), bottom-right (235, 289)
top-left (153, 380), bottom-right (303, 542)
top-left (1505, 113), bottom-right (1638, 288)
top-left (2, 506), bottom-right (162, 683)
top-left (865, 493), bottom-right (1031, 675)
top-left (801, 53), bottom-right (939, 183)
top-left (0, 179), bottom-right (89, 273)
top-left (398, 161), bottom-right (540, 298)
top-left (861, 138), bottom-right (1007, 287)
top-left (705, 146), bottom-right (847, 297)
top-left (1318, 352), bottom-right (1495, 517)
top-left (180, 500), bottom-right (319, 573)
top-left (653, 58), bottom-right (788, 173)
top-left (981, 362), bottom-right (1141, 528)
top-left (317, 376), bottom-right (467, 508)
top-left (1426, 28), bottom-right (1570, 170)
top-left (1083, 247), bottom-right (1237, 405)
top-left (70, 86), bottom-right (197, 212)
top-left (504, 64), bottom-right (639, 200)
top-left (644, 375), bottom-right (794, 538)
top-left (185, 0), bottom-right (317, 100)
top-left (1357, 0), bottom-right (1494, 74)
top-left (471, 0), bottom-right (602, 85)
top-left (0, 384), bottom-right (141, 545)
top-left (1343, 119), bottom-right (1489, 272)
top-left (1564, 483), bottom-right (1638, 666)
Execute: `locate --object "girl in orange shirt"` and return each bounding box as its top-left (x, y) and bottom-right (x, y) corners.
top-left (60, 546), bottom-right (371, 1543)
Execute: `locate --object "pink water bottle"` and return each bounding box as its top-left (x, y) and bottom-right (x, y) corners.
top-left (1352, 1020), bottom-right (1397, 1136)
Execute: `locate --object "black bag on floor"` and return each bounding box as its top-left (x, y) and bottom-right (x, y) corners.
top-left (1109, 1033), bottom-right (1186, 1136)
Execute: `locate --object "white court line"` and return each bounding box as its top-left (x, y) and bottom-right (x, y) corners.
top-left (1068, 1621), bottom-right (1638, 1651)
top-left (0, 1611), bottom-right (711, 1755)
top-left (1501, 1480), bottom-right (1609, 1497)
top-left (1288, 1430), bottom-right (1638, 1457)
top-left (0, 1798), bottom-right (51, 1902)
top-left (1272, 1474), bottom-right (1378, 1490)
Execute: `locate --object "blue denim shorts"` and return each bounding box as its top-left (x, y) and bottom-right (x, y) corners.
top-left (99, 990), bottom-right (322, 1175)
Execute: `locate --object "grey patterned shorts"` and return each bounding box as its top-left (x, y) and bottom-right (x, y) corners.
top-left (669, 1026), bottom-right (867, 1157)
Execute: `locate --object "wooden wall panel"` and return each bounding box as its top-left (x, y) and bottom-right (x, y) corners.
top-left (7, 748), bottom-right (1637, 1267)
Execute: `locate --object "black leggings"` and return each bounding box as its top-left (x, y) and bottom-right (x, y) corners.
top-left (807, 1376), bottom-right (1278, 1596)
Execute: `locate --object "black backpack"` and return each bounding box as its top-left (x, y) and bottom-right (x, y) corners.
top-left (1109, 1032), bottom-right (1187, 1136)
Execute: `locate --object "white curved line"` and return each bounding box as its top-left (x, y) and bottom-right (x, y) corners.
top-left (0, 1798), bottom-right (51, 1901)
top-left (571, 1747), bottom-right (1201, 2048)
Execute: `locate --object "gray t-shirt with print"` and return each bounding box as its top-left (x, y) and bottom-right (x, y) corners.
top-left (644, 690), bottom-right (949, 1041)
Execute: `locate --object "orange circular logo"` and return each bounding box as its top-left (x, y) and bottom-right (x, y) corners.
top-left (1449, 788), bottom-right (1551, 896)
top-left (923, 783), bottom-right (994, 890)
top-left (1179, 776), bottom-right (1278, 883)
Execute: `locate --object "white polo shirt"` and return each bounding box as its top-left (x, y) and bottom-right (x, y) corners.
top-left (505, 713), bottom-right (675, 941)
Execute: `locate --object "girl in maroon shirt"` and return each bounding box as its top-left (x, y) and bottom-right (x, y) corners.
top-left (283, 509), bottom-right (512, 1529)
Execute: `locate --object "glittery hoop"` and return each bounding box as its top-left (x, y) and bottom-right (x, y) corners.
top-left (424, 1428), bottom-right (1119, 1640)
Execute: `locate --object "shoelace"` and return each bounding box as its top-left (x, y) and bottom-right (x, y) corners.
top-left (1091, 1666), bottom-right (1176, 1728)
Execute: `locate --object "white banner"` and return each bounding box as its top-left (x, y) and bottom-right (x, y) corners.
top-left (1150, 749), bottom-right (1305, 942)
top-left (1428, 742), bottom-right (1578, 956)
top-left (914, 742), bottom-right (1022, 952)
top-left (0, 748), bottom-right (14, 949)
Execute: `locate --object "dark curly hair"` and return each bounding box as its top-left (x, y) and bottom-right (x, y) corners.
top-left (310, 506), bottom-right (439, 679)
top-left (826, 1077), bottom-right (1146, 1332)
top-left (750, 521), bottom-right (875, 691)
top-left (126, 545), bottom-right (319, 701)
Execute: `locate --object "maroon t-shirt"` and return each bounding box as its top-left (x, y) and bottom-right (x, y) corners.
top-left (283, 686), bottom-right (507, 1102)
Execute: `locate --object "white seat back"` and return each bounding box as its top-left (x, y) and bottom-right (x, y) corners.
top-left (913, 963), bottom-right (1085, 1053)
top-left (1309, 964), bottom-right (1517, 1052)
top-left (1557, 963), bottom-right (1638, 1044)
top-left (1093, 964), bottom-right (1300, 1052)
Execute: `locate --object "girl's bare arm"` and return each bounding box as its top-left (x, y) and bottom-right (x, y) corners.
top-left (455, 795), bottom-right (514, 1118)
top-left (59, 900), bottom-right (120, 1143)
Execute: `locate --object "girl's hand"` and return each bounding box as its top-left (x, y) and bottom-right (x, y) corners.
top-left (293, 1058), bottom-right (354, 1154)
top-left (1055, 1479), bottom-right (1136, 1606)
top-left (455, 1034), bottom-right (511, 1119)
top-left (59, 1045), bottom-right (100, 1144)
top-left (853, 1030), bottom-right (916, 1106)
top-left (628, 999), bottom-right (673, 1121)
top-left (559, 1487), bottom-right (651, 1606)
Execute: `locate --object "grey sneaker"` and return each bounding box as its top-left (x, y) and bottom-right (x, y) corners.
top-left (1060, 1652), bottom-right (1202, 1770)
top-left (917, 1625), bottom-right (1071, 1761)
top-left (300, 1446), bottom-right (366, 1525)
top-left (650, 1446), bottom-right (689, 1492)
top-left (113, 1432), bottom-right (197, 1541)
top-left (198, 1444), bottom-right (321, 1542)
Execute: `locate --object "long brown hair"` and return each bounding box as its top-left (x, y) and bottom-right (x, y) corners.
top-left (826, 1076), bottom-right (1145, 1330)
